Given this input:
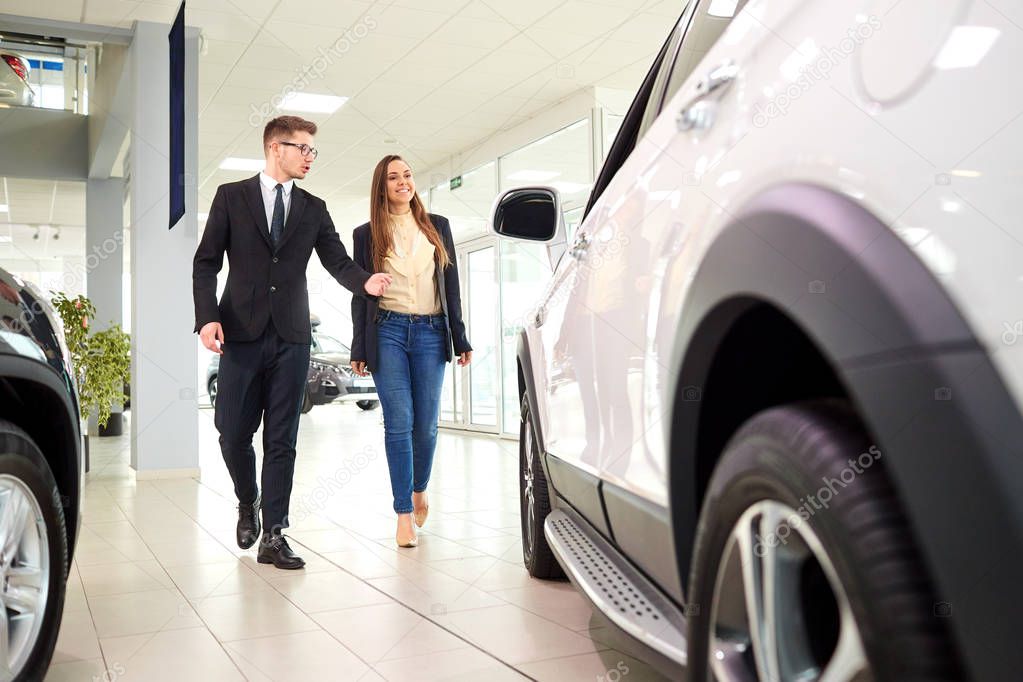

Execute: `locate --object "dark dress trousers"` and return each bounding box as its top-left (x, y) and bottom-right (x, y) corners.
top-left (350, 214), bottom-right (472, 372)
top-left (193, 174), bottom-right (371, 532)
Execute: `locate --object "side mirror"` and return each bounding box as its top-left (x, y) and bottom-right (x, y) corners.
top-left (490, 186), bottom-right (567, 269)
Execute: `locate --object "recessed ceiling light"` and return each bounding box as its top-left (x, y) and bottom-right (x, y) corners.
top-left (0, 204), bottom-right (8, 212)
top-left (552, 181), bottom-right (590, 194)
top-left (707, 0), bottom-right (739, 18)
top-left (934, 26), bottom-right (1000, 70)
top-left (219, 157), bottom-right (265, 171)
top-left (279, 92), bottom-right (348, 114)
top-left (508, 170), bottom-right (560, 182)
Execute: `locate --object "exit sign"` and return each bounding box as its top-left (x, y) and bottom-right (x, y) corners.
top-left (450, 176), bottom-right (463, 190)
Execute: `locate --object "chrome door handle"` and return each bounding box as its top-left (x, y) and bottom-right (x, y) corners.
top-left (569, 232), bottom-right (591, 260)
top-left (698, 60), bottom-right (740, 96)
top-left (677, 60), bottom-right (739, 132)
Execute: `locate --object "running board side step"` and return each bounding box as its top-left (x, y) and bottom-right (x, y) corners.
top-left (544, 508), bottom-right (688, 665)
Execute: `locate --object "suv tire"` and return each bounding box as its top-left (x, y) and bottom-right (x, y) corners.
top-left (0, 418), bottom-right (68, 681)
top-left (520, 395), bottom-right (564, 579)
top-left (686, 401), bottom-right (960, 681)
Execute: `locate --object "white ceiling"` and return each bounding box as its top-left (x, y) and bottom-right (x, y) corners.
top-left (0, 0), bottom-right (682, 265)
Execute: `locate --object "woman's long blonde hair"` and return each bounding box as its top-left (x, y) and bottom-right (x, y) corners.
top-left (369, 155), bottom-right (450, 273)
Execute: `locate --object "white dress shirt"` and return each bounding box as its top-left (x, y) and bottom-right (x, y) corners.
top-left (259, 171), bottom-right (294, 233)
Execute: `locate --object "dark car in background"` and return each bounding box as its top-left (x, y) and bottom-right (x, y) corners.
top-left (206, 328), bottom-right (378, 413)
top-left (0, 267), bottom-right (82, 679)
top-left (306, 330), bottom-right (378, 412)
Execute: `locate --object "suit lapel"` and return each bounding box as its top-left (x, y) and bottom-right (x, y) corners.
top-left (243, 175), bottom-right (273, 251)
top-left (276, 185), bottom-right (307, 251)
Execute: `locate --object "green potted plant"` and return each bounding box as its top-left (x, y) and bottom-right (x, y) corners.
top-left (50, 292), bottom-right (131, 437)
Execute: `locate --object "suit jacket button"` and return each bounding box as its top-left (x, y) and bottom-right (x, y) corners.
top-left (270, 286), bottom-right (277, 292)
top-left (272, 257), bottom-right (279, 263)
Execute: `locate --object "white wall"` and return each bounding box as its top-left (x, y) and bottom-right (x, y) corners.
top-left (420, 88), bottom-right (596, 189)
top-left (0, 107), bottom-right (88, 180)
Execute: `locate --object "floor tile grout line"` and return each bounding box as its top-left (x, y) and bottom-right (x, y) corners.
top-left (169, 488), bottom-right (535, 679)
top-left (278, 534), bottom-right (537, 680)
top-left (145, 474), bottom-right (431, 678)
top-left (66, 558), bottom-right (112, 676)
top-left (313, 532), bottom-right (583, 679)
top-left (87, 471), bottom-right (258, 681)
top-left (82, 426), bottom-right (551, 679)
top-left (323, 493), bottom-right (613, 673)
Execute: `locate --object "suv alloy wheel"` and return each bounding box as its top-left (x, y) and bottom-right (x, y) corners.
top-left (0, 419), bottom-right (68, 680)
top-left (686, 401), bottom-right (960, 681)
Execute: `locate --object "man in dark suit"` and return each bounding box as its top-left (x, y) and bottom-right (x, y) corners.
top-left (193, 115), bottom-right (391, 569)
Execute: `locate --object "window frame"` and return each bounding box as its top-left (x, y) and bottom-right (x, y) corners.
top-left (582, 6), bottom-right (698, 219)
top-left (659, 0), bottom-right (749, 112)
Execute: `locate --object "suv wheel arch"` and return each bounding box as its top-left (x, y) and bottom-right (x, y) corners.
top-left (666, 183), bottom-right (1020, 681)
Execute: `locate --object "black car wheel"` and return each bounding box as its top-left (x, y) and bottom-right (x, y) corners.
top-left (356, 400), bottom-right (378, 411)
top-left (207, 376), bottom-right (217, 408)
top-left (519, 395), bottom-right (563, 579)
top-left (301, 391), bottom-right (314, 414)
top-left (0, 419), bottom-right (68, 681)
top-left (687, 401), bottom-right (959, 682)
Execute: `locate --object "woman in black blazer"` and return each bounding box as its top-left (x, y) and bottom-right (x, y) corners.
top-left (351, 155), bottom-right (472, 547)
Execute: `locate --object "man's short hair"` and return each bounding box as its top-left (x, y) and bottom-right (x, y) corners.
top-left (263, 115), bottom-right (317, 152)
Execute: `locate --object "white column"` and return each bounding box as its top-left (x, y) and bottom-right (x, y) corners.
top-left (128, 21), bottom-right (199, 477)
top-left (85, 178), bottom-right (124, 330)
top-left (85, 177), bottom-right (125, 436)
top-left (60, 256), bottom-right (86, 299)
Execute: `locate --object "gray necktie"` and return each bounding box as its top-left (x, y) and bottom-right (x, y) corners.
top-left (270, 183), bottom-right (285, 246)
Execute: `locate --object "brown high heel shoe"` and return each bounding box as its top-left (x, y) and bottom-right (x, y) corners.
top-left (412, 491), bottom-right (429, 528)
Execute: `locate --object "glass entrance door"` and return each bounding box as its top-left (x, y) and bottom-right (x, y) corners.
top-left (467, 245), bottom-right (499, 428)
top-left (439, 239), bottom-right (501, 433)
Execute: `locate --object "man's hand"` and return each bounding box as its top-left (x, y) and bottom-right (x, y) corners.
top-left (200, 322), bottom-right (225, 354)
top-left (458, 351), bottom-right (473, 366)
top-left (351, 360), bottom-right (369, 377)
top-left (364, 273), bottom-right (393, 297)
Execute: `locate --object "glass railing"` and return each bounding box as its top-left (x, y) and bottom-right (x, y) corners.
top-left (0, 38), bottom-right (89, 114)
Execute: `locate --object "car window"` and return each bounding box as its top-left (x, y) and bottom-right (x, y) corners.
top-left (636, 16), bottom-right (689, 142)
top-left (315, 334), bottom-right (349, 354)
top-left (582, 0), bottom-right (750, 220)
top-left (661, 0), bottom-right (750, 107)
top-left (582, 7), bottom-right (694, 219)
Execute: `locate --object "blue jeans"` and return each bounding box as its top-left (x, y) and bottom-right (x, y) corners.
top-left (374, 310), bottom-right (447, 514)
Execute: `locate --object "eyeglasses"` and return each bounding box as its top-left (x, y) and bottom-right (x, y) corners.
top-left (277, 141), bottom-right (319, 159)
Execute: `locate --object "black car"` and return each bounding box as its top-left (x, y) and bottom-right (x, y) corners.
top-left (206, 329), bottom-right (378, 413)
top-left (0, 267), bottom-right (83, 680)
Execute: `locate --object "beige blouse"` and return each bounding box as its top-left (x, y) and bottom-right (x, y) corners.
top-left (378, 211), bottom-right (442, 315)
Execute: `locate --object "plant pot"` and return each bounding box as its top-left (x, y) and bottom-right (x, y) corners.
top-left (99, 412), bottom-right (123, 437)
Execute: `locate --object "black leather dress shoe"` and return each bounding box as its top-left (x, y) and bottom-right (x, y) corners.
top-left (257, 534), bottom-right (305, 570)
top-left (236, 497), bottom-right (260, 550)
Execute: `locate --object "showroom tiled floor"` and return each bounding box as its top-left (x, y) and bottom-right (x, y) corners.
top-left (44, 403), bottom-right (671, 681)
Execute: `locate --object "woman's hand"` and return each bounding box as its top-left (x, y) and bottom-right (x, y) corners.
top-left (351, 360), bottom-right (369, 376)
top-left (364, 273), bottom-right (393, 296)
top-left (457, 351), bottom-right (472, 366)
